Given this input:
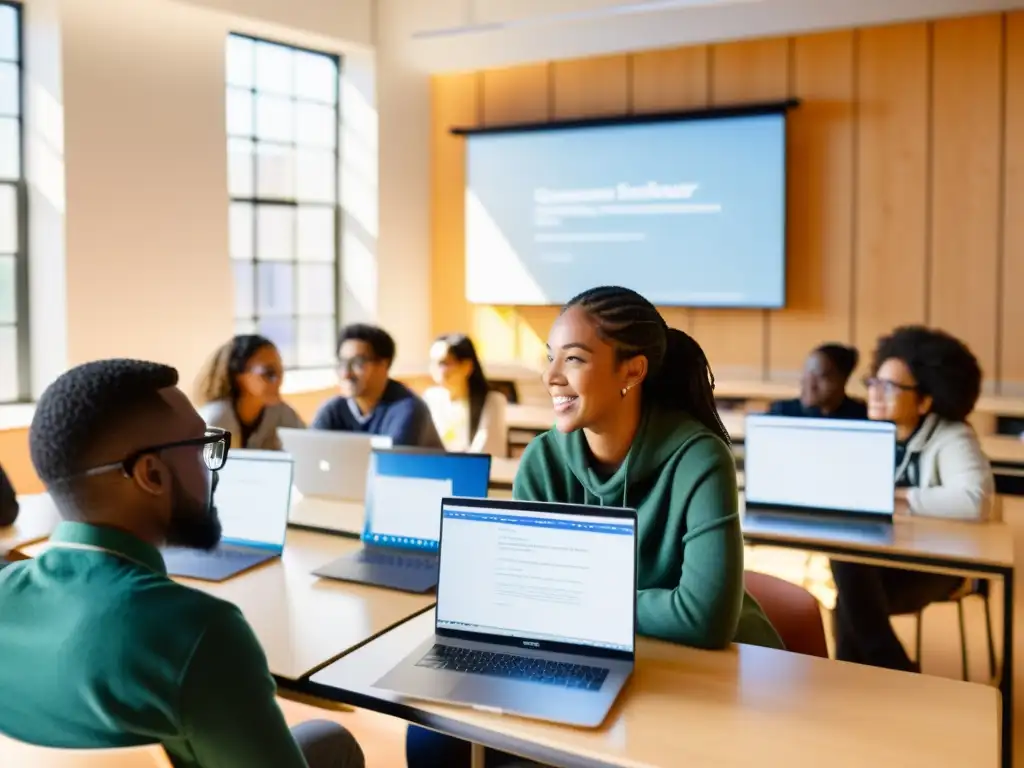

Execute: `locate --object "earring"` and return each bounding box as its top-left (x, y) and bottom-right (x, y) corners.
top-left (621, 385), bottom-right (630, 398)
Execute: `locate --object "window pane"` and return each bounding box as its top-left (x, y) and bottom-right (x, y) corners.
top-left (0, 117), bottom-right (19, 180)
top-left (235, 317), bottom-right (256, 335)
top-left (226, 35), bottom-right (254, 88)
top-left (226, 87), bottom-right (253, 137)
top-left (255, 143), bottom-right (295, 199)
top-left (0, 254), bottom-right (14, 324)
top-left (297, 264), bottom-right (335, 316)
top-left (257, 261), bottom-right (295, 316)
top-left (296, 149), bottom-right (336, 203)
top-left (233, 260), bottom-right (254, 317)
top-left (294, 51), bottom-right (336, 103)
top-left (259, 316), bottom-right (296, 367)
top-left (229, 202), bottom-right (253, 260)
top-left (0, 185), bottom-right (16, 253)
top-left (256, 205), bottom-right (294, 261)
top-left (228, 138), bottom-right (254, 197)
top-left (0, 324), bottom-right (17, 402)
top-left (297, 316), bottom-right (337, 368)
top-left (0, 62), bottom-right (17, 116)
top-left (255, 94), bottom-right (293, 143)
top-left (295, 102), bottom-right (336, 149)
top-left (0, 6), bottom-right (17, 62)
top-left (296, 207), bottom-right (335, 262)
top-left (255, 41), bottom-right (294, 95)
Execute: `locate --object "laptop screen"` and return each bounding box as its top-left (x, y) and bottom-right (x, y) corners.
top-left (436, 500), bottom-right (636, 653)
top-left (744, 415), bottom-right (896, 516)
top-left (214, 450), bottom-right (294, 550)
top-left (363, 451), bottom-right (491, 551)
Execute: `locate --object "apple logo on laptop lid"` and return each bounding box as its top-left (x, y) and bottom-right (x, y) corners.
top-left (319, 460), bottom-right (331, 472)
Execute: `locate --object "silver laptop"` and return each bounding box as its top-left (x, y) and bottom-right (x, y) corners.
top-left (743, 414), bottom-right (896, 542)
top-left (278, 428), bottom-right (392, 501)
top-left (373, 496), bottom-right (637, 728)
top-left (163, 450), bottom-right (293, 582)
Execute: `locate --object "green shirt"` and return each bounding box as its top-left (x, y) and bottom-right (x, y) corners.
top-left (513, 404), bottom-right (783, 651)
top-left (0, 522), bottom-right (309, 768)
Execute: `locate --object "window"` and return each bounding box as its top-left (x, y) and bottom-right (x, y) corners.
top-left (0, 2), bottom-right (24, 403)
top-left (225, 34), bottom-right (341, 370)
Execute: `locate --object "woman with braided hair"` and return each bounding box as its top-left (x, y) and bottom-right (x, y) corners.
top-left (194, 334), bottom-right (305, 450)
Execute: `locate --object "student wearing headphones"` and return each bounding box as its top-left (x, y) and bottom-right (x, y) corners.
top-left (194, 334), bottom-right (304, 450)
top-left (769, 343), bottom-right (867, 420)
top-left (406, 286), bottom-right (781, 767)
top-left (831, 326), bottom-right (995, 672)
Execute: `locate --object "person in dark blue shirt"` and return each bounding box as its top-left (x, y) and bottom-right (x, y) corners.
top-left (311, 324), bottom-right (443, 449)
top-left (769, 343), bottom-right (867, 420)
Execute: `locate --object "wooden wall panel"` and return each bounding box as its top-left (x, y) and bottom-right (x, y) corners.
top-left (929, 15), bottom-right (1002, 390)
top-left (430, 74), bottom-right (478, 339)
top-left (1002, 12), bottom-right (1024, 395)
top-left (767, 31), bottom-right (856, 382)
top-left (853, 23), bottom-right (930, 356)
top-left (480, 64), bottom-right (549, 126)
top-left (551, 55), bottom-right (629, 119)
top-left (690, 38), bottom-right (790, 380)
top-left (631, 46), bottom-right (711, 336)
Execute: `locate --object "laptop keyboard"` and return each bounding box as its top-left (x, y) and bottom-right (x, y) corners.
top-left (415, 644), bottom-right (609, 690)
top-left (356, 550), bottom-right (436, 570)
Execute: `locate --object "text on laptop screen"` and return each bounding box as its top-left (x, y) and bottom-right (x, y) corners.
top-left (436, 503), bottom-right (636, 652)
top-left (214, 453), bottom-right (293, 549)
top-left (365, 452), bottom-right (491, 551)
top-left (744, 416), bottom-right (895, 515)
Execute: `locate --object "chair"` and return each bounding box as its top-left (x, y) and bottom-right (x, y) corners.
top-left (912, 578), bottom-right (997, 683)
top-left (744, 570), bottom-right (828, 658)
top-left (0, 732), bottom-right (172, 767)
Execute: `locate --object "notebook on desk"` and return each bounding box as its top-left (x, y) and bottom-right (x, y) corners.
top-left (742, 415), bottom-right (897, 543)
top-left (162, 450), bottom-right (293, 582)
top-left (312, 449), bottom-right (491, 593)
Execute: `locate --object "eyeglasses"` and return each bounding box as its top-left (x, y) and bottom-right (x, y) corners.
top-left (73, 427), bottom-right (231, 480)
top-left (338, 355), bottom-right (378, 373)
top-left (247, 366), bottom-right (282, 383)
top-left (863, 377), bottom-right (919, 398)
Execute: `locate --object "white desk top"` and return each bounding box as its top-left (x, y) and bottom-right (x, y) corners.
top-left (311, 609), bottom-right (999, 768)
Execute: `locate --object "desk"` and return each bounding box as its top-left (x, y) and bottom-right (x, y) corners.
top-left (288, 495), bottom-right (365, 538)
top-left (741, 510), bottom-right (1014, 767)
top-left (0, 494), bottom-right (60, 554)
top-left (305, 609), bottom-right (999, 768)
top-left (490, 456), bottom-right (519, 492)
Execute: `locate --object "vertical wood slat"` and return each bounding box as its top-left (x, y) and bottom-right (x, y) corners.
top-left (1001, 12), bottom-right (1024, 395)
top-left (767, 31), bottom-right (856, 383)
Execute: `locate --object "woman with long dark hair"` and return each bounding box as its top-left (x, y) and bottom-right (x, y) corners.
top-left (424, 333), bottom-right (508, 457)
top-left (194, 334), bottom-right (304, 450)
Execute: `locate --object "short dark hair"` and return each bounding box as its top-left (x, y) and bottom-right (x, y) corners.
top-left (871, 326), bottom-right (982, 422)
top-left (814, 343), bottom-right (860, 380)
top-left (565, 286), bottom-right (730, 445)
top-left (30, 359), bottom-right (179, 485)
top-left (338, 323), bottom-right (396, 363)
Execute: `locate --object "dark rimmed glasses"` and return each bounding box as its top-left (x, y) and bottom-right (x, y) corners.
top-left (863, 377), bottom-right (919, 399)
top-left (74, 427), bottom-right (231, 480)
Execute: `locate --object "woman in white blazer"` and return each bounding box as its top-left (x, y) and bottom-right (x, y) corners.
top-left (831, 326), bottom-right (994, 672)
top-left (424, 334), bottom-right (508, 458)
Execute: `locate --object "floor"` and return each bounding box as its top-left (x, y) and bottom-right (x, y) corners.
top-left (282, 502), bottom-right (1024, 767)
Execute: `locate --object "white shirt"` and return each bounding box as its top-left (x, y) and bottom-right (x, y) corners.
top-left (423, 387), bottom-right (508, 458)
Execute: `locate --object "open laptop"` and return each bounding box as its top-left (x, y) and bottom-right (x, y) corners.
top-left (742, 414), bottom-right (897, 543)
top-left (279, 428), bottom-right (392, 502)
top-left (163, 450), bottom-right (293, 582)
top-left (313, 449), bottom-right (491, 593)
top-left (373, 496), bottom-right (637, 728)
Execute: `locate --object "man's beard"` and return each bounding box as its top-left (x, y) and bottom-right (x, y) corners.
top-left (165, 470), bottom-right (222, 551)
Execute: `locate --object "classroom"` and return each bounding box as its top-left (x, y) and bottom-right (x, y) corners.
top-left (0, 0), bottom-right (1022, 766)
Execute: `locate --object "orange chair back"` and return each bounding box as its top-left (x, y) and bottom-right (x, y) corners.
top-left (745, 570), bottom-right (829, 658)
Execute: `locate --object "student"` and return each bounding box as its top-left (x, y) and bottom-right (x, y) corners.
top-left (406, 286), bottom-right (782, 767)
top-left (0, 461), bottom-right (17, 527)
top-left (831, 326), bottom-right (995, 672)
top-left (312, 323), bottom-right (443, 449)
top-left (424, 333), bottom-right (508, 457)
top-left (0, 359), bottom-right (364, 768)
top-left (769, 343), bottom-right (867, 419)
top-left (194, 334), bottom-right (305, 450)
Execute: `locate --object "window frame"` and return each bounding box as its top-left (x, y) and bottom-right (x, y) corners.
top-left (226, 31), bottom-right (343, 372)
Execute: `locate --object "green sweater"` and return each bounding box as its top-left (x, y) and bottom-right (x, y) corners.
top-left (513, 405), bottom-right (783, 650)
top-left (0, 522), bottom-right (308, 768)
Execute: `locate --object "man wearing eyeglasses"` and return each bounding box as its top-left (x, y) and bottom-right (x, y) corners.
top-left (0, 359), bottom-right (364, 768)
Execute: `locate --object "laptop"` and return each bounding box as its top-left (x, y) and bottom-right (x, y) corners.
top-left (163, 450), bottom-right (294, 582)
top-left (279, 428), bottom-right (393, 502)
top-left (742, 414), bottom-right (897, 542)
top-left (373, 496), bottom-right (637, 728)
top-left (313, 449), bottom-right (491, 593)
